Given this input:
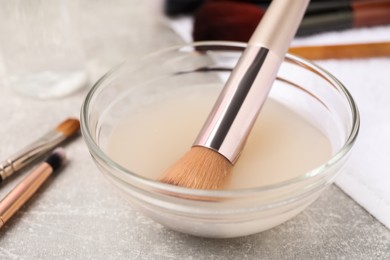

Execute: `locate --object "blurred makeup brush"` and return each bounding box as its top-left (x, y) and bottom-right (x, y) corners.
top-left (0, 148), bottom-right (67, 228)
top-left (193, 0), bottom-right (390, 39)
top-left (203, 0), bottom-right (388, 15)
top-left (159, 0), bottom-right (309, 189)
top-left (0, 118), bottom-right (79, 183)
top-left (289, 41), bottom-right (390, 60)
top-left (164, 0), bottom-right (364, 16)
top-left (299, 0), bottom-right (390, 35)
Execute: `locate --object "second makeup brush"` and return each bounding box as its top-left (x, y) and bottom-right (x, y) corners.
top-left (0, 118), bottom-right (79, 183)
top-left (0, 148), bottom-right (67, 228)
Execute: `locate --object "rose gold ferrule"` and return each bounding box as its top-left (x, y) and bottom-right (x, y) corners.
top-left (194, 46), bottom-right (282, 163)
top-left (0, 163), bottom-right (52, 227)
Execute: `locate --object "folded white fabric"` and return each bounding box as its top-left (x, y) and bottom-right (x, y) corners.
top-left (167, 17), bottom-right (390, 229)
top-left (290, 26), bottom-right (390, 230)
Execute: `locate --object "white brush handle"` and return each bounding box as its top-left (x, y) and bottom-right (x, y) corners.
top-left (194, 0), bottom-right (309, 163)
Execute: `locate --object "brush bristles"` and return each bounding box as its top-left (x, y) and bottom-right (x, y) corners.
top-left (55, 118), bottom-right (80, 137)
top-left (45, 148), bottom-right (67, 172)
top-left (159, 147), bottom-right (233, 190)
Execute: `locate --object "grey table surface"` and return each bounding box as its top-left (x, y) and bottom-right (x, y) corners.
top-left (0, 1), bottom-right (389, 259)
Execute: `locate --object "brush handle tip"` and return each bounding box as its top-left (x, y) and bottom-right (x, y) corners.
top-left (249, 0), bottom-right (309, 57)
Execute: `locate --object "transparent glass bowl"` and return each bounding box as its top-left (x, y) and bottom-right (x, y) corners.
top-left (81, 42), bottom-right (359, 238)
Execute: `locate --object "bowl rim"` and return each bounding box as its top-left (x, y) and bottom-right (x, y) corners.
top-left (80, 41), bottom-right (360, 198)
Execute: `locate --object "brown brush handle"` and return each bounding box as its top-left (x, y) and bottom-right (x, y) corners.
top-left (289, 41), bottom-right (390, 60)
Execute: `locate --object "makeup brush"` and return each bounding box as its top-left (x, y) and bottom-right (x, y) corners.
top-left (289, 41), bottom-right (390, 60)
top-left (299, 0), bottom-right (390, 35)
top-left (204, 0), bottom-right (387, 16)
top-left (159, 0), bottom-right (309, 189)
top-left (0, 148), bottom-right (67, 228)
top-left (193, 0), bottom-right (390, 39)
top-left (164, 0), bottom-right (363, 16)
top-left (0, 118), bottom-right (79, 183)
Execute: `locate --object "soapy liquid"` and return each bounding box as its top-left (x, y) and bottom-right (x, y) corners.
top-left (107, 85), bottom-right (332, 189)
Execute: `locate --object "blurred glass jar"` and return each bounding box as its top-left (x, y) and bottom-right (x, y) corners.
top-left (0, 0), bottom-right (88, 99)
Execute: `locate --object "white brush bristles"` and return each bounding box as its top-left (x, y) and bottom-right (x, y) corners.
top-left (159, 147), bottom-right (233, 190)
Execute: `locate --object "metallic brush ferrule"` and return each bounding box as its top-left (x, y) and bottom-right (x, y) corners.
top-left (0, 130), bottom-right (65, 181)
top-left (193, 46), bottom-right (282, 163)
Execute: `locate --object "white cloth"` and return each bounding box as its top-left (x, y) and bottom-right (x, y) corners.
top-left (167, 16), bottom-right (390, 229)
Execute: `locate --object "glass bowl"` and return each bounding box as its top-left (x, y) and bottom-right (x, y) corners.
top-left (81, 42), bottom-right (359, 238)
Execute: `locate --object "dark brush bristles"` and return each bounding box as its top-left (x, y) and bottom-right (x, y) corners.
top-left (45, 148), bottom-right (66, 172)
top-left (193, 1), bottom-right (265, 42)
top-left (159, 147), bottom-right (233, 190)
top-left (164, 0), bottom-right (206, 16)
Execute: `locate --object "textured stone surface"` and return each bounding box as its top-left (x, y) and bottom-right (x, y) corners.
top-left (0, 1), bottom-right (389, 259)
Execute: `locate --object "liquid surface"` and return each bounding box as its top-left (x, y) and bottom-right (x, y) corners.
top-left (107, 85), bottom-right (332, 189)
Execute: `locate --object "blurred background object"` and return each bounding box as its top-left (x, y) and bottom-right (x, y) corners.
top-left (0, 0), bottom-right (88, 99)
top-left (164, 0), bottom-right (390, 40)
